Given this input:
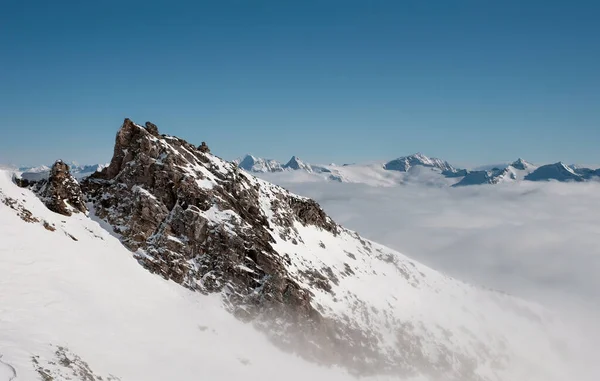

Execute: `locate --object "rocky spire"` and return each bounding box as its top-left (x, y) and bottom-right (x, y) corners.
top-left (35, 160), bottom-right (87, 216)
top-left (198, 141), bottom-right (210, 153)
top-left (144, 121), bottom-right (159, 136)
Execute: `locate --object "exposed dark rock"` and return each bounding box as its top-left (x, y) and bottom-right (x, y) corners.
top-left (144, 121), bottom-right (159, 136)
top-left (32, 345), bottom-right (121, 381)
top-left (198, 141), bottom-right (210, 153)
top-left (1, 192), bottom-right (40, 223)
top-left (24, 160), bottom-right (87, 216)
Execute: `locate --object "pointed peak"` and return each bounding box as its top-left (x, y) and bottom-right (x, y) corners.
top-left (510, 158), bottom-right (533, 170)
top-left (283, 156), bottom-right (312, 171)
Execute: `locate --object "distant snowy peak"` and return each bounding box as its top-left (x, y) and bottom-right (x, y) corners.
top-left (236, 154), bottom-right (283, 173)
top-left (235, 154), bottom-right (323, 174)
top-left (384, 153), bottom-right (456, 173)
top-left (235, 151), bottom-right (599, 186)
top-left (283, 155), bottom-right (312, 172)
top-left (454, 167), bottom-right (517, 187)
top-left (510, 158), bottom-right (535, 171)
top-left (18, 164), bottom-right (51, 173)
top-left (525, 162), bottom-right (586, 182)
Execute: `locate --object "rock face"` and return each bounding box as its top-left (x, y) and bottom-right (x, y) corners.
top-left (26, 160), bottom-right (87, 216)
top-left (198, 141), bottom-right (210, 153)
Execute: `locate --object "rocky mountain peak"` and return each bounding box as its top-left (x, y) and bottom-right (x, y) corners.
top-left (144, 121), bottom-right (160, 136)
top-left (24, 160), bottom-right (88, 216)
top-left (79, 118), bottom-right (381, 370)
top-left (198, 141), bottom-right (210, 153)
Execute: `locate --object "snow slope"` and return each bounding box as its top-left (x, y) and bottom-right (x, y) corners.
top-left (0, 169), bottom-right (373, 381)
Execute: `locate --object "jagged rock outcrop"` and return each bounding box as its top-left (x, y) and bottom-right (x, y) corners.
top-left (144, 121), bottom-right (159, 136)
top-left (81, 119), bottom-right (384, 372)
top-left (198, 141), bottom-right (210, 153)
top-left (21, 160), bottom-right (87, 216)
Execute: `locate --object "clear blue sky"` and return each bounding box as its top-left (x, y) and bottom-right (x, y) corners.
top-left (1, 0), bottom-right (599, 167)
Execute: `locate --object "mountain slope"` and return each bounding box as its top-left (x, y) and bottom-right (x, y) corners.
top-left (0, 170), bottom-right (364, 381)
top-left (0, 119), bottom-right (593, 380)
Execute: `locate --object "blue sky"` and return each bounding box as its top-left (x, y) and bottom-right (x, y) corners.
top-left (1, 0), bottom-right (599, 167)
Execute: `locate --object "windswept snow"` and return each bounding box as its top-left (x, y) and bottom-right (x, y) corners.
top-left (0, 170), bottom-right (363, 381)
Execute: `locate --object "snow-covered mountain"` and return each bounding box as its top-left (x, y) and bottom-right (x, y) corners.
top-left (235, 154), bottom-right (284, 173)
top-left (453, 159), bottom-right (537, 187)
top-left (526, 162), bottom-right (586, 182)
top-left (384, 153), bottom-right (456, 173)
top-left (283, 155), bottom-right (313, 172)
top-left (241, 152), bottom-right (599, 187)
top-left (1, 118), bottom-right (593, 380)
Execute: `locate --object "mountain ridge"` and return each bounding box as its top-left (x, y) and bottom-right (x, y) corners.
top-left (234, 153), bottom-right (599, 186)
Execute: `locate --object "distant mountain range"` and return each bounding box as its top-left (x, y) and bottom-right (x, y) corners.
top-left (232, 153), bottom-right (600, 187)
top-left (18, 162), bottom-right (108, 181)
top-left (16, 154), bottom-right (600, 187)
